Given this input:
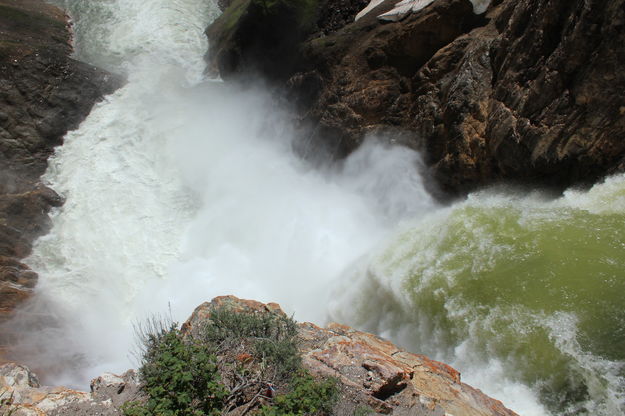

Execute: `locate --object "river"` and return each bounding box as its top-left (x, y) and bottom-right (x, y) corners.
top-left (9, 1), bottom-right (625, 414)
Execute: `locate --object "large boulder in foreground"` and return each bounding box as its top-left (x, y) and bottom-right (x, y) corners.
top-left (0, 0), bottom-right (120, 342)
top-left (2, 296), bottom-right (517, 415)
top-left (184, 296), bottom-right (517, 416)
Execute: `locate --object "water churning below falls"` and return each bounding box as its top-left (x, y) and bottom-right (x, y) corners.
top-left (8, 1), bottom-right (624, 415)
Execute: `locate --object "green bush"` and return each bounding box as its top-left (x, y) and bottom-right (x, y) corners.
top-left (125, 309), bottom-right (339, 416)
top-left (203, 307), bottom-right (298, 343)
top-left (258, 370), bottom-right (338, 416)
top-left (202, 307), bottom-right (301, 379)
top-left (123, 325), bottom-right (227, 416)
top-left (0, 388), bottom-right (16, 416)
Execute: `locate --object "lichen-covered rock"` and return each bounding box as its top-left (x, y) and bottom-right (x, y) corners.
top-left (299, 322), bottom-right (516, 415)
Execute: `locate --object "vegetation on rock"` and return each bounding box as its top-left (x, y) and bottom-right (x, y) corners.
top-left (123, 308), bottom-right (338, 415)
top-left (1, 387), bottom-right (16, 416)
top-left (122, 324), bottom-right (227, 416)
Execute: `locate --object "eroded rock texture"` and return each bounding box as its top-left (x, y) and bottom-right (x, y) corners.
top-left (184, 296), bottom-right (518, 416)
top-left (0, 0), bottom-right (120, 343)
top-left (207, 0), bottom-right (625, 195)
top-left (0, 362), bottom-right (141, 416)
top-left (2, 296), bottom-right (517, 415)
top-left (414, 0), bottom-right (625, 193)
top-left (295, 0), bottom-right (486, 161)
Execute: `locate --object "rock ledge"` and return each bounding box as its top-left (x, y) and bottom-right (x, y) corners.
top-left (2, 296), bottom-right (517, 415)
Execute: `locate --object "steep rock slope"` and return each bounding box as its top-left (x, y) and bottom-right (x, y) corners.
top-left (0, 0), bottom-right (120, 351)
top-left (207, 0), bottom-right (625, 195)
top-left (410, 0), bottom-right (625, 192)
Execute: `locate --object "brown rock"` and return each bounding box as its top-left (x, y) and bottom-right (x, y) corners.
top-left (181, 295), bottom-right (285, 338)
top-left (315, 0), bottom-right (372, 35)
top-left (3, 297), bottom-right (518, 415)
top-left (210, 0), bottom-right (625, 195)
top-left (299, 321), bottom-right (515, 416)
top-left (185, 296), bottom-right (518, 416)
top-left (0, 0), bottom-right (121, 352)
top-left (291, 0), bottom-right (487, 160)
top-left (411, 0), bottom-right (625, 193)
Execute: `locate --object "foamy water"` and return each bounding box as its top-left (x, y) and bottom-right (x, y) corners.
top-left (7, 1), bottom-right (624, 415)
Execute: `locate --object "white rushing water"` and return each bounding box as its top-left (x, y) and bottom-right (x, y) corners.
top-left (9, 1), bottom-right (624, 415)
top-left (18, 0), bottom-right (437, 388)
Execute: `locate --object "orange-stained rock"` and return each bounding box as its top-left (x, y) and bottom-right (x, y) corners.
top-left (3, 297), bottom-right (518, 415)
top-left (181, 295), bottom-right (287, 338)
top-left (185, 296), bottom-right (518, 416)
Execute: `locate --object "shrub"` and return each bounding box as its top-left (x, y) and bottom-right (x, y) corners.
top-left (125, 308), bottom-right (339, 416)
top-left (0, 388), bottom-right (16, 416)
top-left (202, 307), bottom-right (301, 379)
top-left (123, 325), bottom-right (227, 416)
top-left (258, 370), bottom-right (339, 416)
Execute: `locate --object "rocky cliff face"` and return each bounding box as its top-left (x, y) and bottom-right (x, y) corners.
top-left (207, 0), bottom-right (625, 195)
top-left (0, 0), bottom-right (120, 347)
top-left (409, 0), bottom-right (625, 193)
top-left (1, 296), bottom-right (517, 415)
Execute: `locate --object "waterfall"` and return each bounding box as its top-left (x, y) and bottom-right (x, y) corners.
top-left (13, 0), bottom-right (434, 390)
top-left (6, 1), bottom-right (623, 415)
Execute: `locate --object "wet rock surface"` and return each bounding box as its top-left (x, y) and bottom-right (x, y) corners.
top-left (208, 0), bottom-right (625, 195)
top-left (0, 0), bottom-right (120, 346)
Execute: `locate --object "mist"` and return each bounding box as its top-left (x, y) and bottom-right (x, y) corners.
top-left (5, 37), bottom-right (435, 385)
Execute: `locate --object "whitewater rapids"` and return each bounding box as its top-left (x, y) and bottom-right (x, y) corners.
top-left (7, 1), bottom-right (624, 415)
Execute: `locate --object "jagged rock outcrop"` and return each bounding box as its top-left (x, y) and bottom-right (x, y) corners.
top-left (184, 296), bottom-right (517, 416)
top-left (0, 0), bottom-right (120, 343)
top-left (0, 362), bottom-right (141, 416)
top-left (205, 0), bottom-right (370, 79)
top-left (293, 0), bottom-right (487, 161)
top-left (207, 0), bottom-right (625, 195)
top-left (410, 0), bottom-right (625, 193)
top-left (2, 296), bottom-right (517, 415)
